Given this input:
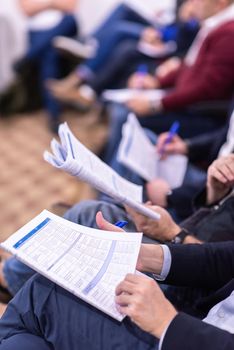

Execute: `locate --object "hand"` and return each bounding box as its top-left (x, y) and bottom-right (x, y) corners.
top-left (156, 57), bottom-right (181, 79)
top-left (146, 178), bottom-right (171, 207)
top-left (115, 273), bottom-right (177, 338)
top-left (140, 27), bottom-right (162, 44)
top-left (96, 211), bottom-right (164, 272)
top-left (127, 73), bottom-right (159, 89)
top-left (126, 97), bottom-right (162, 116)
top-left (95, 211), bottom-right (124, 232)
top-left (125, 204), bottom-right (180, 241)
top-left (156, 132), bottom-right (188, 159)
top-left (206, 154), bottom-right (234, 204)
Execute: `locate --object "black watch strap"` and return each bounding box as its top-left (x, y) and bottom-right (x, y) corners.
top-left (171, 228), bottom-right (191, 244)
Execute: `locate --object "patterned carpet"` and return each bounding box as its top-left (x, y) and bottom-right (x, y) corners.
top-left (0, 109), bottom-right (108, 241)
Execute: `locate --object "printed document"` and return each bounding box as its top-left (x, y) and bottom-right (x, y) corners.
top-left (44, 123), bottom-right (160, 220)
top-left (102, 89), bottom-right (166, 104)
top-left (1, 210), bottom-right (142, 321)
top-left (117, 114), bottom-right (188, 188)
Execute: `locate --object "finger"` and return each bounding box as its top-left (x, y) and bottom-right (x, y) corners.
top-left (210, 168), bottom-right (228, 183)
top-left (96, 211), bottom-right (123, 232)
top-left (115, 279), bottom-right (137, 296)
top-left (115, 293), bottom-right (133, 306)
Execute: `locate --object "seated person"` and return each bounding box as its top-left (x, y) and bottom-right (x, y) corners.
top-left (104, 107), bottom-right (233, 221)
top-left (0, 153), bottom-right (233, 301)
top-left (105, 0), bottom-right (234, 140)
top-left (0, 215), bottom-right (233, 349)
top-left (16, 0), bottom-right (78, 132)
top-left (48, 0), bottom-right (200, 108)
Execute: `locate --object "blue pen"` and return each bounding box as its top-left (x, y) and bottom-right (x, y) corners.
top-left (115, 221), bottom-right (128, 228)
top-left (137, 64), bottom-right (148, 89)
top-left (159, 121), bottom-right (180, 156)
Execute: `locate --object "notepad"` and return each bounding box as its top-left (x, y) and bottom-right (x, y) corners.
top-left (1, 210), bottom-right (142, 321)
top-left (44, 123), bottom-right (160, 220)
top-left (117, 114), bottom-right (188, 188)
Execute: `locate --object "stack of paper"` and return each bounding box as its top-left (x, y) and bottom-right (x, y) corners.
top-left (117, 114), bottom-right (188, 189)
top-left (1, 210), bottom-right (142, 321)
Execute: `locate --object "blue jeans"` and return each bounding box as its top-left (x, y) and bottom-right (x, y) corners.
top-left (80, 4), bottom-right (149, 76)
top-left (0, 274), bottom-right (158, 350)
top-left (26, 15), bottom-right (77, 122)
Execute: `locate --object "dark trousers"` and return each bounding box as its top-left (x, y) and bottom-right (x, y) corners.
top-left (0, 274), bottom-right (158, 350)
top-left (84, 4), bottom-right (149, 74)
top-left (26, 15), bottom-right (77, 122)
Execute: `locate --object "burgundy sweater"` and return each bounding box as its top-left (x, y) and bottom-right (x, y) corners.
top-left (159, 21), bottom-right (234, 111)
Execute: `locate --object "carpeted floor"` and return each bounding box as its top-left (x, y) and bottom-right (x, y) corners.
top-left (0, 109), bottom-right (108, 241)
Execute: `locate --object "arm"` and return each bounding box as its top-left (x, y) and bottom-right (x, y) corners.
top-left (161, 32), bottom-right (234, 111)
top-left (162, 312), bottom-right (234, 350)
top-left (20, 0), bottom-right (77, 17)
top-left (166, 241), bottom-right (234, 289)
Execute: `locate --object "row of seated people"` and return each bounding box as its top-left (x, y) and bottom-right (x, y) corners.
top-left (0, 0), bottom-right (234, 349)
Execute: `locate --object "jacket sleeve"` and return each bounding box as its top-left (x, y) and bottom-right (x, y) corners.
top-left (165, 242), bottom-right (234, 289)
top-left (162, 313), bottom-right (234, 350)
top-left (187, 127), bottom-right (228, 163)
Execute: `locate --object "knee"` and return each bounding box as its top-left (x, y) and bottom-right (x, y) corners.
top-left (63, 200), bottom-right (101, 225)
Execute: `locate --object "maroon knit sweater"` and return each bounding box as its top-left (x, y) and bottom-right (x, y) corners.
top-left (159, 21), bottom-right (234, 111)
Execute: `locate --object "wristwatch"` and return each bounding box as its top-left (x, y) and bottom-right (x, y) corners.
top-left (171, 228), bottom-right (191, 244)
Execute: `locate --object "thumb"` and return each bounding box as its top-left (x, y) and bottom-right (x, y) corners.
top-left (96, 211), bottom-right (123, 232)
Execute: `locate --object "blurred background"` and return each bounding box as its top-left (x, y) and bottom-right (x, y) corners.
top-left (0, 0), bottom-right (176, 239)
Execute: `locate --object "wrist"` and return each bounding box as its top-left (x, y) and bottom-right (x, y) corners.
top-left (141, 245), bottom-right (164, 274)
top-left (170, 227), bottom-right (192, 244)
top-left (152, 307), bottom-right (178, 338)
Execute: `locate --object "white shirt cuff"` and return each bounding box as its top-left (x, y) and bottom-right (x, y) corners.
top-left (153, 245), bottom-right (172, 281)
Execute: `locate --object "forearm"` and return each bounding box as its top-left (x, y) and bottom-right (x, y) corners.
top-left (140, 244), bottom-right (164, 274)
top-left (166, 242), bottom-right (234, 289)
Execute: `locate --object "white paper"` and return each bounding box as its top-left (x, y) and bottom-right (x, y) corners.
top-left (102, 88), bottom-right (166, 104)
top-left (1, 210), bottom-right (143, 321)
top-left (117, 114), bottom-right (188, 189)
top-left (44, 123), bottom-right (161, 220)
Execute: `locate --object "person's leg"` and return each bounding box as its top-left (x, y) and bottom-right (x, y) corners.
top-left (79, 21), bottom-right (146, 76)
top-left (92, 4), bottom-right (149, 42)
top-left (2, 257), bottom-right (35, 296)
top-left (64, 199), bottom-right (137, 231)
top-left (24, 15), bottom-right (77, 62)
top-left (0, 334), bottom-right (52, 350)
top-left (39, 45), bottom-right (62, 131)
top-left (102, 103), bottom-right (130, 164)
top-left (0, 274), bottom-right (158, 350)
top-left (90, 40), bottom-right (155, 95)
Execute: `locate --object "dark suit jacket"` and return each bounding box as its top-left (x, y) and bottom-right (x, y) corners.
top-left (162, 242), bottom-right (234, 350)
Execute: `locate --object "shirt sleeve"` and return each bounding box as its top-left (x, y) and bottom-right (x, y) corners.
top-left (153, 245), bottom-right (172, 281)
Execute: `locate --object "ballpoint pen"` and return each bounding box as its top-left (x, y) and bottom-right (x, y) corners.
top-left (114, 221), bottom-right (128, 228)
top-left (159, 120), bottom-right (180, 157)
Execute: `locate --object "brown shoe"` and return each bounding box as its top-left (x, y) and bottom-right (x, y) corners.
top-left (46, 71), bottom-right (82, 98)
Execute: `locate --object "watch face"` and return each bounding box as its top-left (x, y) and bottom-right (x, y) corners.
top-left (173, 236), bottom-right (182, 244)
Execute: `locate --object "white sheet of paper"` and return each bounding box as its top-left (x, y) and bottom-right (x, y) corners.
top-left (1, 210), bottom-right (143, 321)
top-left (102, 89), bottom-right (166, 104)
top-left (117, 114), bottom-right (188, 189)
top-left (44, 123), bottom-right (161, 220)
